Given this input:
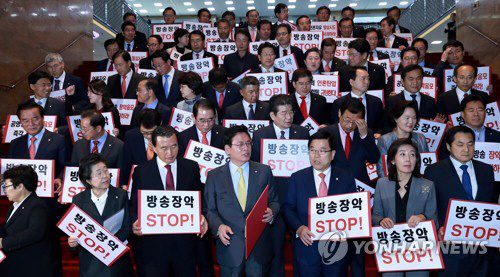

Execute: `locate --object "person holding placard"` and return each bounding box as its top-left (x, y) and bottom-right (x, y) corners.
top-left (116, 21), bottom-right (147, 52)
top-left (432, 40), bottom-right (465, 94)
top-left (319, 38), bottom-right (347, 73)
top-left (0, 165), bottom-right (54, 277)
top-left (340, 6), bottom-right (365, 38)
top-left (377, 101), bottom-right (429, 177)
top-left (139, 35), bottom-right (164, 70)
top-left (180, 30), bottom-right (219, 65)
top-left (166, 28), bottom-right (192, 61)
top-left (372, 138), bottom-right (437, 277)
top-left (68, 153), bottom-right (134, 277)
top-left (274, 23), bottom-right (305, 68)
top-left (151, 50), bottom-right (183, 108)
top-left (290, 68), bottom-right (328, 125)
top-left (316, 6), bottom-right (331, 22)
top-left (96, 39), bottom-right (120, 72)
top-left (282, 130), bottom-right (357, 276)
top-left (365, 28), bottom-right (390, 61)
top-left (424, 126), bottom-right (497, 277)
top-left (202, 68), bottom-right (242, 122)
top-left (130, 78), bottom-right (172, 128)
top-left (385, 47), bottom-right (420, 97)
top-left (177, 71), bottom-right (205, 113)
top-left (106, 50), bottom-right (146, 99)
top-left (387, 6), bottom-right (411, 34)
top-left (225, 76), bottom-right (270, 120)
top-left (223, 29), bottom-right (260, 79)
top-left (377, 17), bottom-right (408, 50)
top-left (26, 70), bottom-right (66, 127)
top-left (204, 125), bottom-right (279, 277)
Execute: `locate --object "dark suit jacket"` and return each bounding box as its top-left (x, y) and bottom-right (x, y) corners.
top-left (178, 125), bottom-right (226, 157)
top-left (274, 45), bottom-right (305, 68)
top-left (120, 128), bottom-right (148, 186)
top-left (202, 81), bottom-right (242, 123)
top-left (424, 159), bottom-right (498, 226)
top-left (72, 187), bottom-right (133, 277)
top-left (438, 127), bottom-right (500, 160)
top-left (339, 63), bottom-right (386, 92)
top-left (204, 161), bottom-right (279, 267)
top-left (432, 60), bottom-right (453, 95)
top-left (27, 97), bottom-right (66, 127)
top-left (180, 51), bottom-right (219, 66)
top-left (330, 93), bottom-right (385, 133)
top-left (222, 52), bottom-right (260, 79)
top-left (377, 35), bottom-right (409, 48)
top-left (116, 34), bottom-right (148, 52)
top-left (224, 100), bottom-right (270, 120)
top-left (138, 56), bottom-right (153, 70)
top-left (107, 72), bottom-right (145, 99)
top-left (386, 92), bottom-right (437, 119)
top-left (154, 70), bottom-right (183, 108)
top-left (323, 124), bottom-right (380, 184)
top-left (353, 25), bottom-right (366, 38)
top-left (250, 67), bottom-right (286, 74)
top-left (397, 25), bottom-right (411, 34)
top-left (96, 58), bottom-right (110, 71)
top-left (61, 73), bottom-right (89, 112)
top-left (375, 51), bottom-right (390, 60)
top-left (70, 134), bottom-right (124, 168)
top-left (437, 88), bottom-right (489, 116)
top-left (129, 102), bottom-right (172, 128)
top-left (318, 57), bottom-right (346, 73)
top-left (282, 165), bottom-right (356, 266)
top-left (0, 193), bottom-right (53, 277)
top-left (291, 92), bottom-right (328, 125)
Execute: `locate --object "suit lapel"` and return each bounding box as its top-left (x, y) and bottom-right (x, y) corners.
top-left (221, 163), bottom-right (242, 212)
top-left (406, 178), bottom-right (421, 217)
top-left (255, 101), bottom-right (266, 119)
top-left (6, 193), bottom-right (34, 227)
top-left (268, 124), bottom-right (278, 139)
top-left (81, 190), bottom-right (104, 223)
top-left (245, 162), bottom-right (260, 214)
top-left (444, 159), bottom-right (468, 199)
top-left (236, 101), bottom-right (247, 119)
top-left (472, 161), bottom-right (485, 201)
top-left (101, 187), bottom-right (118, 220)
top-left (289, 125), bottom-right (302, 139)
top-left (126, 74), bottom-right (137, 98)
top-left (35, 131), bottom-right (51, 159)
top-left (100, 135), bottom-right (113, 158)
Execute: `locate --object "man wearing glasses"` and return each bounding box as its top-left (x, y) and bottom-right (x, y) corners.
top-left (151, 50), bottom-right (183, 108)
top-left (178, 99), bottom-right (227, 157)
top-left (139, 35), bottom-right (164, 70)
top-left (273, 23), bottom-right (305, 68)
top-left (129, 78), bottom-right (172, 128)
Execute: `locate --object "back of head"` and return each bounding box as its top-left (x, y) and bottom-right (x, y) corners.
top-left (81, 109), bottom-right (106, 129)
top-left (138, 108), bottom-right (162, 128)
top-left (348, 38), bottom-right (370, 55)
top-left (193, 98), bottom-right (216, 118)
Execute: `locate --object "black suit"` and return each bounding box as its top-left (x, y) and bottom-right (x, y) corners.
top-left (438, 127), bottom-right (500, 160)
top-left (330, 93), bottom-right (386, 133)
top-left (371, 50), bottom-right (390, 60)
top-left (274, 45), bottom-right (306, 68)
top-left (318, 57), bottom-right (346, 73)
top-left (120, 128), bottom-right (148, 186)
top-left (432, 60), bottom-right (453, 95)
top-left (386, 92), bottom-right (437, 119)
top-left (291, 92), bottom-right (328, 125)
top-left (131, 157), bottom-right (202, 277)
top-left (116, 34), bottom-right (148, 52)
top-left (129, 102), bottom-right (172, 128)
top-left (70, 134), bottom-right (124, 168)
top-left (27, 97), bottom-right (66, 127)
top-left (377, 35), bottom-right (409, 49)
top-left (72, 187), bottom-right (134, 277)
top-left (107, 72), bottom-right (145, 99)
top-left (396, 25), bottom-right (411, 34)
top-left (154, 70), bottom-right (183, 108)
top-left (0, 193), bottom-right (53, 277)
top-left (437, 88), bottom-right (489, 116)
top-left (96, 58), bottom-right (110, 71)
top-left (222, 52), bottom-right (260, 79)
top-left (59, 73), bottom-right (89, 113)
top-left (224, 100), bottom-right (270, 120)
top-left (139, 56), bottom-right (153, 70)
top-left (339, 63), bottom-right (386, 92)
top-left (250, 67), bottom-right (286, 74)
top-left (353, 25), bottom-right (366, 38)
top-left (202, 81), bottom-right (242, 123)
top-left (180, 51), bottom-right (219, 67)
top-left (178, 125), bottom-right (226, 157)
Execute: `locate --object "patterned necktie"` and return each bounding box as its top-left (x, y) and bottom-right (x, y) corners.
top-left (29, 137), bottom-right (37, 159)
top-left (163, 74), bottom-right (170, 99)
top-left (121, 75), bottom-right (127, 98)
top-left (92, 140), bottom-right (99, 153)
top-left (345, 132), bottom-right (352, 159)
top-left (165, 165), bottom-right (175, 190)
top-left (248, 104), bottom-right (255, 120)
top-left (299, 96), bottom-right (307, 119)
top-left (460, 165), bottom-right (474, 200)
top-left (54, 80), bottom-right (60, 91)
top-left (237, 168), bottom-right (246, 210)
top-left (318, 173), bottom-right (327, 197)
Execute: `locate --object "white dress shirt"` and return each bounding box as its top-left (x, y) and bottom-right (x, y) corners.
top-left (91, 188), bottom-right (109, 216)
top-left (196, 128), bottom-right (212, 144)
top-left (242, 99), bottom-right (257, 119)
top-left (313, 167), bottom-right (332, 196)
top-left (33, 96), bottom-right (48, 108)
top-left (53, 71), bottom-right (66, 90)
top-left (162, 67), bottom-right (175, 92)
top-left (384, 34), bottom-right (396, 48)
top-left (273, 123), bottom-right (289, 139)
top-left (349, 92), bottom-right (368, 122)
top-left (338, 123), bottom-right (354, 150)
top-left (321, 59), bottom-right (333, 70)
top-left (455, 87), bottom-right (472, 104)
top-left (122, 69), bottom-right (133, 91)
top-left (279, 45), bottom-right (291, 57)
top-left (156, 157), bottom-right (178, 190)
top-left (449, 156), bottom-right (478, 199)
top-left (192, 50), bottom-right (205, 60)
top-left (295, 93), bottom-right (311, 114)
top-left (403, 90), bottom-right (422, 109)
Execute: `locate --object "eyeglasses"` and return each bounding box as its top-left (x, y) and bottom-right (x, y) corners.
top-left (232, 141), bottom-right (252, 149)
top-left (197, 118), bottom-right (215, 124)
top-left (1, 183), bottom-right (14, 192)
top-left (308, 149), bottom-right (333, 156)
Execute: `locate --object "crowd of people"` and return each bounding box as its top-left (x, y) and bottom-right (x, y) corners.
top-left (0, 3), bottom-right (499, 277)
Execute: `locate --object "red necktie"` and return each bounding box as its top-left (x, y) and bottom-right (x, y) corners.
top-left (92, 140), bottom-right (99, 153)
top-left (283, 49), bottom-right (288, 56)
top-left (345, 132), bottom-right (352, 159)
top-left (369, 52), bottom-right (374, 61)
top-left (29, 137), bottom-right (37, 159)
top-left (299, 96), bottom-right (307, 119)
top-left (218, 91), bottom-right (225, 109)
top-left (250, 27), bottom-right (256, 42)
top-left (121, 75), bottom-right (127, 98)
top-left (324, 62), bottom-right (331, 72)
top-left (165, 164), bottom-right (175, 190)
top-left (201, 132), bottom-right (208, 145)
top-left (318, 173), bottom-right (327, 197)
top-left (108, 63), bottom-right (113, 71)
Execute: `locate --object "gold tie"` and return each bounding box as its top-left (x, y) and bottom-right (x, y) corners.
top-left (237, 168), bottom-right (246, 211)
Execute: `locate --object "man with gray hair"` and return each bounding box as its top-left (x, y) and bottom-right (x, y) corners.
top-left (224, 76), bottom-right (270, 120)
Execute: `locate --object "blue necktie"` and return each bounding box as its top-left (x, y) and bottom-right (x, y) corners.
top-left (248, 104), bottom-right (255, 120)
top-left (163, 74), bottom-right (170, 99)
top-left (54, 79), bottom-right (60, 91)
top-left (460, 165), bottom-right (474, 200)
top-left (127, 43), bottom-right (131, 52)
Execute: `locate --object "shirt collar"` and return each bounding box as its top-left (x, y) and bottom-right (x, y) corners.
top-left (455, 86), bottom-right (471, 96)
top-left (449, 155), bottom-right (473, 168)
top-left (55, 71), bottom-right (66, 82)
top-left (349, 92), bottom-right (365, 100)
top-left (313, 166), bottom-right (332, 177)
top-left (156, 156), bottom-right (177, 169)
top-left (273, 122), bottom-right (289, 133)
top-left (260, 65), bottom-right (274, 72)
top-left (403, 90), bottom-right (421, 99)
top-left (94, 132), bottom-right (108, 145)
top-left (229, 160), bottom-right (249, 174)
top-left (91, 188), bottom-right (109, 203)
top-left (465, 124), bottom-right (485, 133)
top-left (30, 128), bottom-right (46, 141)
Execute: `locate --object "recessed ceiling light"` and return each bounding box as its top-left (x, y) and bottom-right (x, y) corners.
top-left (431, 40), bottom-right (443, 44)
top-left (308, 4), bottom-right (316, 8)
top-left (268, 0), bottom-right (275, 3)
top-left (329, 4), bottom-right (336, 7)
top-left (228, 6), bottom-right (235, 10)
top-left (204, 1), bottom-right (213, 5)
top-left (139, 9), bottom-right (147, 13)
top-left (268, 6), bottom-right (274, 9)
top-left (247, 1), bottom-right (254, 4)
top-left (208, 7), bottom-right (215, 11)
top-left (248, 6), bottom-right (255, 9)
top-left (158, 9), bottom-right (164, 12)
top-left (379, 2), bottom-right (387, 6)
top-left (32, 13), bottom-right (38, 16)
top-left (289, 0), bottom-right (296, 2)
top-left (331, 0), bottom-right (339, 1)
top-left (187, 8), bottom-right (195, 11)
top-left (311, 0), bottom-right (317, 2)
top-left (289, 5), bottom-right (296, 8)
top-left (184, 2), bottom-right (192, 6)
top-left (133, 3), bottom-right (142, 7)
top-left (154, 3), bottom-right (163, 7)
top-left (226, 1), bottom-right (233, 4)
top-left (48, 13), bottom-right (57, 17)
top-left (400, 1), bottom-right (408, 4)
top-left (349, 3), bottom-right (358, 7)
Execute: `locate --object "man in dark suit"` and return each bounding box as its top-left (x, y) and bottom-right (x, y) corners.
top-left (202, 68), bottom-right (242, 123)
top-left (130, 78), bottom-right (172, 128)
top-left (0, 165), bottom-right (54, 277)
top-left (377, 17), bottom-right (409, 50)
top-left (204, 125), bottom-right (279, 276)
top-left (282, 131), bottom-right (357, 276)
top-left (96, 39), bottom-right (120, 72)
top-left (274, 23), bottom-right (305, 68)
top-left (290, 68), bottom-right (328, 125)
top-left (432, 40), bottom-right (465, 95)
top-left (331, 67), bottom-right (385, 134)
top-left (178, 99), bottom-right (226, 157)
top-left (224, 76), bottom-right (270, 120)
top-left (214, 18), bottom-right (233, 42)
top-left (365, 28), bottom-right (390, 61)
top-left (425, 126), bottom-right (498, 277)
top-left (319, 38), bottom-right (347, 73)
top-left (107, 50), bottom-right (145, 99)
top-left (180, 30), bottom-right (219, 65)
top-left (251, 42), bottom-right (287, 74)
top-left (116, 21), bottom-right (148, 52)
top-left (139, 35), bottom-right (164, 70)
top-left (412, 38), bottom-right (435, 69)
top-left (340, 6), bottom-right (365, 38)
top-left (387, 6), bottom-right (411, 33)
top-left (437, 64), bottom-right (489, 116)
top-left (271, 3), bottom-right (295, 39)
top-left (130, 126), bottom-right (208, 277)
top-left (70, 110), bottom-right (124, 168)
top-left (385, 47), bottom-right (420, 97)
top-left (338, 39), bottom-right (386, 92)
top-left (26, 70), bottom-right (66, 126)
top-left (115, 12), bottom-right (148, 48)
top-left (246, 9), bottom-right (260, 42)
top-left (257, 20), bottom-right (273, 42)
top-left (151, 50), bottom-right (183, 108)
top-left (223, 29), bottom-right (260, 79)
top-left (386, 64), bottom-right (438, 120)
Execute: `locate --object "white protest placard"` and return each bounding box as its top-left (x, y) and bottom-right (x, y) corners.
top-left (206, 42), bottom-right (237, 65)
top-left (423, 67), bottom-right (434, 76)
top-left (393, 74), bottom-right (438, 99)
top-left (67, 112), bottom-right (115, 143)
top-left (366, 162), bottom-right (378, 181)
top-left (444, 69), bottom-right (455, 92)
top-left (151, 23), bottom-right (181, 43)
top-left (311, 74), bottom-right (340, 103)
top-left (300, 116), bottom-right (320, 136)
top-left (3, 115), bottom-right (57, 143)
top-left (371, 59), bottom-right (392, 82)
top-left (168, 107), bottom-right (194, 132)
top-left (182, 21), bottom-right (211, 32)
top-left (138, 190), bottom-right (201, 234)
top-left (184, 140), bottom-right (229, 183)
top-left (1, 159), bottom-right (54, 198)
top-left (448, 102), bottom-right (500, 131)
top-left (178, 58), bottom-right (214, 82)
top-left (249, 40), bottom-right (279, 55)
top-left (137, 68), bottom-right (157, 78)
top-left (260, 139), bottom-right (310, 177)
top-left (61, 167), bottom-right (120, 204)
top-left (473, 142), bottom-right (500, 181)
top-left (0, 250), bottom-right (5, 263)
top-left (412, 119), bottom-right (446, 152)
top-left (372, 221), bottom-right (444, 272)
top-left (90, 71), bottom-right (117, 84)
top-left (335, 38), bottom-right (356, 60)
top-left (231, 69), bottom-right (251, 84)
top-left (202, 27), bottom-right (219, 43)
top-left (57, 204), bottom-right (130, 266)
top-left (443, 199), bottom-right (500, 248)
top-left (274, 54), bottom-right (297, 81)
top-left (381, 152), bottom-right (438, 177)
top-left (290, 31), bottom-right (323, 52)
top-left (50, 89), bottom-right (67, 102)
top-left (247, 72), bottom-right (288, 101)
top-left (222, 119), bottom-right (269, 138)
top-left (355, 179), bottom-right (375, 207)
top-left (311, 21), bottom-right (338, 38)
top-left (376, 47), bottom-right (402, 69)
top-left (444, 67), bottom-right (491, 94)
top-left (111, 99), bottom-right (137, 126)
top-left (309, 191), bottom-right (371, 240)
top-left (129, 52), bottom-right (148, 73)
top-left (394, 33), bottom-right (414, 45)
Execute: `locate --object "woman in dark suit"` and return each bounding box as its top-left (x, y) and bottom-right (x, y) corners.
top-left (372, 138), bottom-right (438, 277)
top-left (68, 153), bottom-right (134, 277)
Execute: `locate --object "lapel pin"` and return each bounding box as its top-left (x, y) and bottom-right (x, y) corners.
top-left (116, 196), bottom-right (119, 199)
top-left (254, 170), bottom-right (258, 173)
top-left (48, 139), bottom-right (51, 142)
top-left (109, 144), bottom-right (112, 147)
top-left (335, 177), bottom-right (338, 181)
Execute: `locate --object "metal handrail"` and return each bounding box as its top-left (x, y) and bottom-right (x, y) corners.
top-left (0, 31), bottom-right (93, 91)
top-left (462, 23), bottom-right (500, 48)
